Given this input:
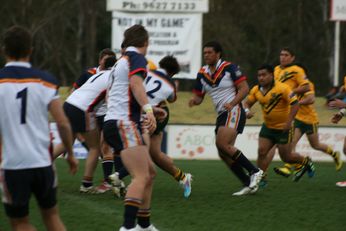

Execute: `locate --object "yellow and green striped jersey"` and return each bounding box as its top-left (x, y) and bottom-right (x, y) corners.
top-left (247, 80), bottom-right (298, 129)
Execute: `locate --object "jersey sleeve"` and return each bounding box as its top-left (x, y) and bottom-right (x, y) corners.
top-left (228, 64), bottom-right (247, 85)
top-left (41, 72), bottom-right (60, 103)
top-left (247, 86), bottom-right (258, 103)
top-left (283, 85), bottom-right (298, 105)
top-left (192, 73), bottom-right (205, 97)
top-left (73, 71), bottom-right (92, 89)
top-left (129, 53), bottom-right (148, 79)
top-left (294, 66), bottom-right (309, 87)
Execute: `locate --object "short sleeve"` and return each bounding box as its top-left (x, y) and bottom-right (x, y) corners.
top-left (192, 73), bottom-right (205, 97)
top-left (228, 64), bottom-right (247, 85)
top-left (247, 86), bottom-right (258, 103)
top-left (128, 52), bottom-right (147, 79)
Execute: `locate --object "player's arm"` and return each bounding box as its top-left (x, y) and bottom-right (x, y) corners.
top-left (328, 98), bottom-right (346, 109)
top-left (298, 92), bottom-right (315, 105)
top-left (49, 98), bottom-right (78, 174)
top-left (130, 74), bottom-right (156, 133)
top-left (224, 80), bottom-right (249, 111)
top-left (284, 96), bottom-right (299, 131)
top-left (242, 86), bottom-right (257, 119)
top-left (293, 83), bottom-right (310, 95)
top-left (188, 93), bottom-right (204, 107)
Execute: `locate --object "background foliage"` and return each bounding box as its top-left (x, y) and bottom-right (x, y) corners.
top-left (0, 0), bottom-right (345, 94)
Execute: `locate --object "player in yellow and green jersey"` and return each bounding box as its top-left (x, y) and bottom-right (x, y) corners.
top-left (271, 47), bottom-right (312, 176)
top-left (288, 81), bottom-right (342, 175)
top-left (244, 64), bottom-right (314, 182)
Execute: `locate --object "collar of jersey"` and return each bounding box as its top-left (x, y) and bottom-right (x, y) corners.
top-left (125, 46), bottom-right (140, 53)
top-left (5, 61), bottom-right (31, 68)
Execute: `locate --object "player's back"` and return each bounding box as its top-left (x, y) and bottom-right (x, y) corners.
top-left (0, 62), bottom-right (58, 170)
top-left (145, 69), bottom-right (176, 106)
top-left (105, 48), bottom-right (147, 122)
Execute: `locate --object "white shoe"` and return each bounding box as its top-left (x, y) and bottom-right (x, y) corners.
top-left (336, 181), bottom-right (346, 187)
top-left (119, 226), bottom-right (136, 231)
top-left (79, 185), bottom-right (98, 194)
top-left (109, 172), bottom-right (123, 186)
top-left (179, 173), bottom-right (192, 198)
top-left (232, 186), bottom-right (252, 196)
top-left (135, 224), bottom-right (159, 231)
top-left (249, 169), bottom-right (263, 189)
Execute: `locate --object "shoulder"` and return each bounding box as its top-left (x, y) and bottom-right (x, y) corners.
top-left (32, 68), bottom-right (59, 86)
top-left (126, 51), bottom-right (147, 67)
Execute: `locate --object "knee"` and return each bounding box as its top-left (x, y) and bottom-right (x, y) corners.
top-left (257, 147), bottom-right (267, 159)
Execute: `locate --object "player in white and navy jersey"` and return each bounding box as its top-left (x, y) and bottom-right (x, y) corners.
top-left (109, 56), bottom-right (193, 198)
top-left (53, 56), bottom-right (116, 193)
top-left (103, 25), bottom-right (159, 231)
top-left (0, 26), bottom-right (77, 230)
top-left (189, 41), bottom-right (263, 196)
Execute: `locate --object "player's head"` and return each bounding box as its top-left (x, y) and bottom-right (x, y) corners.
top-left (104, 56), bottom-right (117, 70)
top-left (203, 41), bottom-right (223, 66)
top-left (122, 24), bottom-right (149, 54)
top-left (279, 47), bottom-right (295, 67)
top-left (2, 26), bottom-right (32, 60)
top-left (159, 55), bottom-right (180, 77)
top-left (98, 48), bottom-right (116, 69)
top-left (257, 64), bottom-right (274, 87)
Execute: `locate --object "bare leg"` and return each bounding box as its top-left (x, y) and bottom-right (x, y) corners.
top-left (9, 216), bottom-right (36, 231)
top-left (40, 206), bottom-right (66, 231)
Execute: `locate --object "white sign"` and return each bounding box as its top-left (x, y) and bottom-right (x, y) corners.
top-left (111, 11), bottom-right (202, 79)
top-left (107, 0), bottom-right (209, 13)
top-left (330, 0), bottom-right (346, 21)
top-left (167, 125), bottom-right (346, 162)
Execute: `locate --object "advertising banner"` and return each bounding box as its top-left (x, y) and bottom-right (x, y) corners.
top-left (166, 125), bottom-right (346, 161)
top-left (111, 11), bottom-right (202, 79)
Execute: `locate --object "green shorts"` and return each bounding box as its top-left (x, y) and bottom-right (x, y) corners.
top-left (152, 106), bottom-right (169, 135)
top-left (259, 123), bottom-right (293, 144)
top-left (294, 119), bottom-right (318, 135)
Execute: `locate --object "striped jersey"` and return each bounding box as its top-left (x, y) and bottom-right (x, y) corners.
top-left (193, 59), bottom-right (247, 114)
top-left (0, 62), bottom-right (59, 170)
top-left (247, 80), bottom-right (298, 129)
top-left (295, 81), bottom-right (318, 124)
top-left (144, 69), bottom-right (176, 106)
top-left (66, 70), bottom-right (110, 113)
top-left (105, 47), bottom-right (147, 123)
top-left (274, 64), bottom-right (309, 90)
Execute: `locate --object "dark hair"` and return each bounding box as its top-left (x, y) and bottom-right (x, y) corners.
top-left (203, 41), bottom-right (223, 57)
top-left (99, 48), bottom-right (116, 60)
top-left (258, 64), bottom-right (274, 73)
top-left (122, 24), bottom-right (148, 48)
top-left (2, 26), bottom-right (32, 59)
top-left (159, 55), bottom-right (180, 76)
top-left (104, 56), bottom-right (116, 69)
top-left (281, 47), bottom-right (295, 56)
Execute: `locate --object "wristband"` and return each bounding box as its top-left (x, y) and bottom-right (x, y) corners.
top-left (244, 108), bottom-right (250, 113)
top-left (143, 104), bottom-right (153, 113)
top-left (340, 108), bottom-right (346, 117)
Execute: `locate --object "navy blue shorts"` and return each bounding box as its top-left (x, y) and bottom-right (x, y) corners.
top-left (1, 166), bottom-right (57, 218)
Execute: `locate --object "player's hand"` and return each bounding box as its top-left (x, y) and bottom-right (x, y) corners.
top-left (153, 106), bottom-right (167, 122)
top-left (331, 112), bottom-right (343, 124)
top-left (188, 98), bottom-right (196, 107)
top-left (246, 111), bottom-right (255, 119)
top-left (143, 112), bottom-right (157, 134)
top-left (224, 103), bottom-right (234, 111)
top-left (66, 154), bottom-right (78, 175)
top-left (282, 122), bottom-right (292, 132)
top-left (328, 99), bottom-right (346, 109)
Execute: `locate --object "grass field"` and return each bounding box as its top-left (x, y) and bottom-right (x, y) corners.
top-left (1, 159), bottom-right (346, 231)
